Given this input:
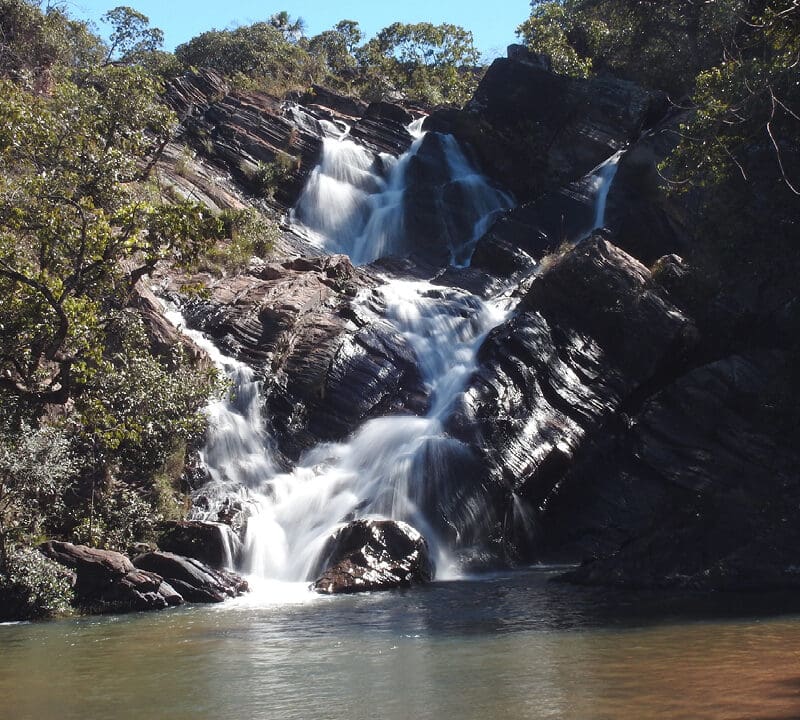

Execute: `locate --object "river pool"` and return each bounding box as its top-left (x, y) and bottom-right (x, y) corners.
top-left (2, 567), bottom-right (800, 720)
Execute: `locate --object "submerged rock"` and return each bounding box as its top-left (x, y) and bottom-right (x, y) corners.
top-left (38, 541), bottom-right (182, 613)
top-left (311, 519), bottom-right (433, 594)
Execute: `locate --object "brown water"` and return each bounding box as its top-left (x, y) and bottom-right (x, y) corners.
top-left (2, 569), bottom-right (800, 720)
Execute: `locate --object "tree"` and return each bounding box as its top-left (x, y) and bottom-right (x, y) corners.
top-left (101, 5), bottom-right (164, 66)
top-left (356, 22), bottom-right (481, 105)
top-left (308, 20), bottom-right (362, 80)
top-left (0, 0), bottom-right (105, 83)
top-left (0, 66), bottom-right (223, 406)
top-left (175, 21), bottom-right (313, 92)
top-left (268, 10), bottom-right (305, 43)
top-left (517, 0), bottom-right (746, 96)
top-left (665, 1), bottom-right (799, 272)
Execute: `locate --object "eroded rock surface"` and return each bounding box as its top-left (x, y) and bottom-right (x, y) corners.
top-left (425, 48), bottom-right (664, 204)
top-left (557, 352), bottom-right (800, 590)
top-left (173, 256), bottom-right (427, 459)
top-left (312, 519), bottom-right (433, 594)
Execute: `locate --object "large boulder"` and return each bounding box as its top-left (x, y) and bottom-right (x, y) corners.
top-left (38, 541), bottom-right (182, 612)
top-left (157, 520), bottom-right (242, 569)
top-left (311, 519), bottom-right (434, 594)
top-left (425, 50), bottom-right (665, 205)
top-left (133, 551), bottom-right (248, 603)
top-left (556, 351), bottom-right (800, 590)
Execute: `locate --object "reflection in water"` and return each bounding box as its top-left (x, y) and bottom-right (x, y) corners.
top-left (3, 570), bottom-right (800, 720)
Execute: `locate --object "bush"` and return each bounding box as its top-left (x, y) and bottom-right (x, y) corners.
top-left (0, 419), bottom-right (78, 566)
top-left (0, 547), bottom-right (74, 621)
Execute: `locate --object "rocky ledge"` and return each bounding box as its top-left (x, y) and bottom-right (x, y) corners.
top-left (38, 541), bottom-right (247, 613)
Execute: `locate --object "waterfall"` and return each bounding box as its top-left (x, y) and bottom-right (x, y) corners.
top-left (176, 128), bottom-right (622, 588)
top-left (292, 124), bottom-right (513, 265)
top-left (236, 281), bottom-right (512, 581)
top-left (590, 150), bottom-right (623, 233)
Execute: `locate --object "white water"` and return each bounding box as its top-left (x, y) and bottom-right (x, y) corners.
top-left (179, 130), bottom-right (622, 588)
top-left (292, 124), bottom-right (513, 265)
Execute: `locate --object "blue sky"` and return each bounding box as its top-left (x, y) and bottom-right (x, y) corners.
top-left (66, 0), bottom-right (531, 61)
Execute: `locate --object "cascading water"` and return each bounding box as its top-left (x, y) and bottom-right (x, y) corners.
top-left (182, 125), bottom-right (622, 589)
top-left (590, 150), bottom-right (623, 234)
top-left (239, 281), bottom-right (511, 580)
top-left (292, 123), bottom-right (513, 265)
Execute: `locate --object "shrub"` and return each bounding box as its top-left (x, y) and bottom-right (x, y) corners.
top-left (0, 547), bottom-right (74, 620)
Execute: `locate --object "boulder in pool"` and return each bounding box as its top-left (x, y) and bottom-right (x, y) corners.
top-left (311, 519), bottom-right (434, 594)
top-left (133, 551), bottom-right (249, 603)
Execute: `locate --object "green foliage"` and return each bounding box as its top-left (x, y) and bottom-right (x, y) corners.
top-left (71, 312), bottom-right (218, 477)
top-left (0, 0), bottom-right (105, 84)
top-left (355, 21), bottom-right (481, 105)
top-left (517, 0), bottom-right (746, 95)
top-left (70, 481), bottom-right (158, 552)
top-left (517, 3), bottom-right (593, 77)
top-left (0, 546), bottom-right (74, 619)
top-left (0, 419), bottom-right (77, 566)
top-left (175, 21), bottom-right (314, 95)
top-left (0, 67), bottom-right (224, 405)
top-left (308, 21), bottom-right (362, 80)
top-left (243, 152), bottom-right (299, 198)
top-left (101, 5), bottom-right (164, 66)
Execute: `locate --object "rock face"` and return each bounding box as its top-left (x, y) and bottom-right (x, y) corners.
top-left (133, 552), bottom-right (248, 603)
top-left (165, 71), bottom-right (416, 214)
top-left (312, 519), bottom-right (433, 594)
top-left (449, 237), bottom-right (696, 561)
top-left (38, 541), bottom-right (183, 612)
top-left (558, 352), bottom-right (800, 590)
top-left (176, 255), bottom-right (428, 459)
top-left (425, 49), bottom-right (664, 204)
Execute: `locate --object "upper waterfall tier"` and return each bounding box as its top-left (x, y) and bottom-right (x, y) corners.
top-left (291, 128), bottom-right (514, 267)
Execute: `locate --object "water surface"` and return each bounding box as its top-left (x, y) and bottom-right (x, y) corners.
top-left (3, 568), bottom-right (800, 720)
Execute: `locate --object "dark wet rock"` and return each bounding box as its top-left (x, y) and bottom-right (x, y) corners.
top-left (603, 110), bottom-right (692, 265)
top-left (300, 85), bottom-right (368, 118)
top-left (38, 541), bottom-right (182, 612)
top-left (400, 132), bottom-right (512, 267)
top-left (557, 352), bottom-right (800, 590)
top-left (450, 237), bottom-right (697, 558)
top-left (157, 520), bottom-right (241, 569)
top-left (133, 551), bottom-right (248, 603)
top-left (349, 102), bottom-right (414, 155)
top-left (312, 519), bottom-right (433, 594)
top-left (425, 55), bottom-right (664, 205)
top-left (471, 169), bottom-right (612, 277)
